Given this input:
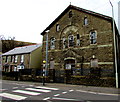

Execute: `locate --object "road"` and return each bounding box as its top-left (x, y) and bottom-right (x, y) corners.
top-left (0, 80), bottom-right (119, 102)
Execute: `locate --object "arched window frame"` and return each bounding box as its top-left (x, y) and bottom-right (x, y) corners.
top-left (63, 37), bottom-right (67, 49)
top-left (50, 37), bottom-right (56, 49)
top-left (84, 17), bottom-right (88, 25)
top-left (56, 24), bottom-right (60, 32)
top-left (68, 35), bottom-right (74, 47)
top-left (69, 11), bottom-right (72, 18)
top-left (76, 34), bottom-right (80, 46)
top-left (90, 31), bottom-right (97, 44)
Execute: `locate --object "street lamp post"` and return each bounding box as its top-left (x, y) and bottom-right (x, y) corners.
top-left (109, 0), bottom-right (118, 88)
top-left (45, 30), bottom-right (49, 72)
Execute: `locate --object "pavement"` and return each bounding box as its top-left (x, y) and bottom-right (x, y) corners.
top-left (2, 80), bottom-right (120, 95)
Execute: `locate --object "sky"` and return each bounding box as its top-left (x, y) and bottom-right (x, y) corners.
top-left (0, 0), bottom-right (120, 44)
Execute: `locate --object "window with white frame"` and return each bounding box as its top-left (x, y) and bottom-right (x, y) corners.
top-left (21, 55), bottom-right (24, 63)
top-left (68, 35), bottom-right (74, 47)
top-left (12, 56), bottom-right (15, 62)
top-left (84, 17), bottom-right (88, 25)
top-left (10, 56), bottom-right (12, 62)
top-left (15, 55), bottom-right (18, 63)
top-left (50, 37), bottom-right (56, 49)
top-left (76, 34), bottom-right (80, 46)
top-left (90, 31), bottom-right (97, 44)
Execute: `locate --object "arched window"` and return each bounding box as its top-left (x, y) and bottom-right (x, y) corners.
top-left (63, 38), bottom-right (67, 48)
top-left (50, 37), bottom-right (56, 49)
top-left (68, 35), bottom-right (74, 47)
top-left (90, 31), bottom-right (97, 44)
top-left (56, 24), bottom-right (60, 32)
top-left (76, 34), bottom-right (80, 46)
top-left (84, 17), bottom-right (88, 25)
top-left (69, 11), bottom-right (72, 18)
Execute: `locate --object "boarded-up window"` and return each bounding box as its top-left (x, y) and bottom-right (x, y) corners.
top-left (90, 59), bottom-right (98, 67)
top-left (50, 61), bottom-right (54, 69)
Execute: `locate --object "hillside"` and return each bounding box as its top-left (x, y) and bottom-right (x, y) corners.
top-left (2, 40), bottom-right (36, 53)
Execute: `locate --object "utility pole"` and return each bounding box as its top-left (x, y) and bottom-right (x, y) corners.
top-left (109, 0), bottom-right (118, 88)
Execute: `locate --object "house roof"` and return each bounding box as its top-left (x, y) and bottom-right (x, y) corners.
top-left (41, 5), bottom-right (112, 35)
top-left (2, 44), bottom-right (41, 56)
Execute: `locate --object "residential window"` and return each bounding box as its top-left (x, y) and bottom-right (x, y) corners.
top-left (68, 35), bottom-right (74, 47)
top-left (69, 11), bottom-right (72, 18)
top-left (50, 37), bottom-right (56, 49)
top-left (84, 17), bottom-right (88, 25)
top-left (21, 55), bottom-right (24, 63)
top-left (10, 56), bottom-right (13, 62)
top-left (15, 55), bottom-right (18, 63)
top-left (5, 56), bottom-right (8, 62)
top-left (90, 31), bottom-right (97, 44)
top-left (56, 24), bottom-right (60, 32)
top-left (12, 56), bottom-right (15, 62)
top-left (76, 34), bottom-right (80, 46)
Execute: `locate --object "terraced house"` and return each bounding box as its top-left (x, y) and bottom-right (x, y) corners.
top-left (41, 5), bottom-right (120, 87)
top-left (2, 44), bottom-right (42, 72)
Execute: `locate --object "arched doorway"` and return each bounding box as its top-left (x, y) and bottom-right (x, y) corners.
top-left (64, 58), bottom-right (75, 83)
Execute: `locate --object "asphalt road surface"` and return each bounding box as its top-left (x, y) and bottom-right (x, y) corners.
top-left (0, 80), bottom-right (119, 102)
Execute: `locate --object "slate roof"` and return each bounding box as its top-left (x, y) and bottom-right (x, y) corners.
top-left (41, 5), bottom-right (112, 35)
top-left (2, 44), bottom-right (41, 56)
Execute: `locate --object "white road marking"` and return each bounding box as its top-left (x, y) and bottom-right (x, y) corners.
top-left (69, 89), bottom-right (74, 92)
top-left (54, 94), bottom-right (60, 96)
top-left (13, 90), bottom-right (41, 95)
top-left (0, 93), bottom-right (27, 100)
top-left (76, 90), bottom-right (118, 96)
top-left (29, 85), bottom-right (34, 87)
top-left (36, 86), bottom-right (59, 90)
top-left (12, 87), bottom-right (18, 89)
top-left (25, 88), bottom-right (51, 92)
top-left (43, 97), bottom-right (50, 100)
top-left (0, 89), bottom-right (7, 91)
top-left (62, 91), bottom-right (67, 94)
top-left (52, 97), bottom-right (78, 101)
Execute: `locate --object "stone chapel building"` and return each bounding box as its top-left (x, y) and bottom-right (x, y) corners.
top-left (41, 5), bottom-right (120, 86)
